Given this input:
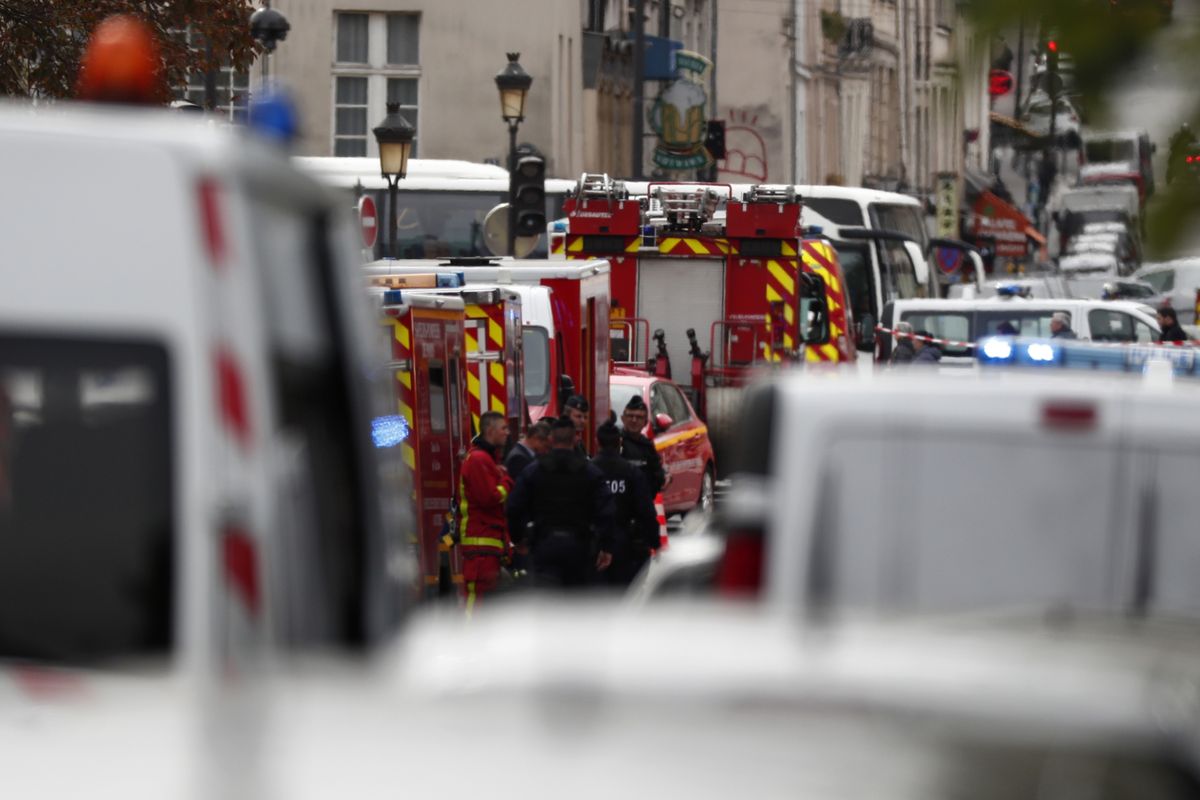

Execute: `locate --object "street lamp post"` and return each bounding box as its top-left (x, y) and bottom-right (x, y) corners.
top-left (494, 52), bottom-right (533, 256)
top-left (373, 102), bottom-right (416, 259)
top-left (249, 4), bottom-right (290, 87)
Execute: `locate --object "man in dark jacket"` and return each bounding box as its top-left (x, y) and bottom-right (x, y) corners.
top-left (503, 421), bottom-right (550, 479)
top-left (912, 331), bottom-right (943, 364)
top-left (507, 418), bottom-right (614, 590)
top-left (1157, 306), bottom-right (1189, 343)
top-left (619, 395), bottom-right (667, 497)
top-left (592, 421), bottom-right (658, 587)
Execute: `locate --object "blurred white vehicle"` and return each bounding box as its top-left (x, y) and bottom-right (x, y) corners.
top-left (254, 600), bottom-right (1200, 800)
top-left (1020, 90), bottom-right (1081, 140)
top-left (1136, 259), bottom-right (1200, 323)
top-left (635, 368), bottom-right (1200, 618)
top-left (0, 103), bottom-right (412, 672)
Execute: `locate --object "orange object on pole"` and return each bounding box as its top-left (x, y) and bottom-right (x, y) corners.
top-left (76, 15), bottom-right (164, 104)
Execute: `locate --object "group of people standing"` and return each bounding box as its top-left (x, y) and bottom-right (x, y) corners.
top-left (456, 395), bottom-right (665, 614)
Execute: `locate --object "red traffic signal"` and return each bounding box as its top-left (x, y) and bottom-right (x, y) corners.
top-left (1047, 39), bottom-right (1059, 53)
top-left (988, 69), bottom-right (1014, 97)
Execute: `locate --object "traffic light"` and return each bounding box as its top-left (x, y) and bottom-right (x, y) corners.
top-left (704, 120), bottom-right (726, 160)
top-left (510, 154), bottom-right (546, 237)
top-left (1046, 39), bottom-right (1060, 73)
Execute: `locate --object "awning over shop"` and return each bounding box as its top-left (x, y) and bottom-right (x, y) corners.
top-left (989, 111), bottom-right (1041, 149)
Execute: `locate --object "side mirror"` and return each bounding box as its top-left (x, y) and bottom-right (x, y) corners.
top-left (799, 297), bottom-right (830, 345)
top-left (902, 240), bottom-right (929, 286)
top-left (654, 413), bottom-right (674, 433)
top-left (857, 313), bottom-right (877, 351)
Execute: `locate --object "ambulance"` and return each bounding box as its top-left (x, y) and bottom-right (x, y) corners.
top-left (370, 276), bottom-right (527, 439)
top-left (560, 176), bottom-right (842, 463)
top-left (364, 259), bottom-right (612, 450)
top-left (370, 283), bottom-right (472, 597)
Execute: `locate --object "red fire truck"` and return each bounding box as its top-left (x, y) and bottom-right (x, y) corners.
top-left (371, 277), bottom-right (527, 443)
top-left (561, 176), bottom-right (848, 461)
top-left (365, 258), bottom-right (612, 452)
top-left (372, 284), bottom-right (472, 597)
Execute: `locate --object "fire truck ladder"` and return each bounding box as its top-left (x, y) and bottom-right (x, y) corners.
top-left (573, 172), bottom-right (630, 202)
top-left (741, 184), bottom-right (799, 205)
top-left (649, 186), bottom-right (721, 233)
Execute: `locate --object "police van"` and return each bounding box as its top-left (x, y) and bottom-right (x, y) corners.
top-left (874, 296), bottom-right (1162, 365)
top-left (0, 103), bottom-right (413, 675)
top-left (635, 363), bottom-right (1200, 620)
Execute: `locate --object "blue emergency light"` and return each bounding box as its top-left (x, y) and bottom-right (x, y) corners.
top-left (977, 337), bottom-right (1200, 376)
top-left (371, 415), bottom-right (410, 448)
top-left (437, 272), bottom-right (466, 288)
top-left (382, 289), bottom-right (405, 305)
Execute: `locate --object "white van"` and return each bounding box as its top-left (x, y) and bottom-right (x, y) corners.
top-left (294, 156), bottom-right (575, 260)
top-left (0, 105), bottom-right (412, 672)
top-left (638, 368), bottom-right (1200, 621)
top-left (875, 297), bottom-right (1161, 365)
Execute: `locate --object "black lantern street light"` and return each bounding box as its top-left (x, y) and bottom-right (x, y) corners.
top-left (249, 4), bottom-right (290, 86)
top-left (494, 52), bottom-right (533, 256)
top-left (373, 102), bottom-right (416, 259)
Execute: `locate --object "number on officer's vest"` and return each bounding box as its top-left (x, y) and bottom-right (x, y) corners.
top-left (608, 479), bottom-right (626, 494)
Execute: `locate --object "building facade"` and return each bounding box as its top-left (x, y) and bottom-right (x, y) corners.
top-left (267, 0), bottom-right (710, 178)
top-left (715, 0), bottom-right (989, 202)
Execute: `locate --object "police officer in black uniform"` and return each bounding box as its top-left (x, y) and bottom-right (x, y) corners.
top-left (592, 421), bottom-right (658, 587)
top-left (507, 418), bottom-right (615, 589)
top-left (619, 395), bottom-right (667, 497)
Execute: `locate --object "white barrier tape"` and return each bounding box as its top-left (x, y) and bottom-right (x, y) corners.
top-left (874, 325), bottom-right (976, 350)
top-left (874, 325), bottom-right (1200, 351)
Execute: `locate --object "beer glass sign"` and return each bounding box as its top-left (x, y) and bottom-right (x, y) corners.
top-left (650, 50), bottom-right (714, 171)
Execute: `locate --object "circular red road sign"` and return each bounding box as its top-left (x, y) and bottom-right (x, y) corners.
top-left (989, 69), bottom-right (1014, 97)
top-left (358, 195), bottom-right (378, 249)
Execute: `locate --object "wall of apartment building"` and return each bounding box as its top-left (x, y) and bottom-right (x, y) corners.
top-left (270, 0), bottom-right (586, 176)
top-left (714, 0), bottom-right (791, 184)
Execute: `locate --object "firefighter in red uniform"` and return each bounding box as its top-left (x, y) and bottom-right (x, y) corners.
top-left (458, 411), bottom-right (513, 614)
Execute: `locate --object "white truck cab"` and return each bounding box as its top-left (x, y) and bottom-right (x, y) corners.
top-left (0, 104), bottom-right (412, 674)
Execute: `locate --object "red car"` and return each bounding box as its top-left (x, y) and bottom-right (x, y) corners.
top-left (610, 371), bottom-right (716, 515)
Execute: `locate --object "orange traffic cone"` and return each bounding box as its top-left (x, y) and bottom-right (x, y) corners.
top-left (654, 493), bottom-right (668, 552)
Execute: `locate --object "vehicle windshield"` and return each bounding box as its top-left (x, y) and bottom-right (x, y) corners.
top-left (610, 383), bottom-right (645, 427)
top-left (523, 325), bottom-right (552, 406)
top-left (1086, 139), bottom-right (1137, 163)
top-left (833, 243), bottom-right (876, 323)
top-left (0, 336), bottom-right (172, 664)
top-left (1140, 270), bottom-right (1175, 292)
top-left (364, 189), bottom-right (558, 260)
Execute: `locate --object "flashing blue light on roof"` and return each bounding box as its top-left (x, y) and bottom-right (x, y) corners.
top-left (1027, 343), bottom-right (1057, 363)
top-left (995, 283), bottom-right (1027, 298)
top-left (981, 338), bottom-right (1014, 361)
top-left (383, 289), bottom-right (405, 305)
top-left (372, 415), bottom-right (410, 448)
top-left (436, 272), bottom-right (465, 288)
top-left (550, 218), bottom-right (568, 232)
top-left (804, 225), bottom-right (825, 236)
top-left (248, 88), bottom-right (299, 144)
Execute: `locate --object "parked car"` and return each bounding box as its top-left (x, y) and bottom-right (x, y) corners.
top-left (1020, 90), bottom-right (1081, 142)
top-left (610, 370), bottom-right (716, 514)
top-left (1135, 258), bottom-right (1200, 323)
top-left (1082, 130), bottom-right (1156, 199)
